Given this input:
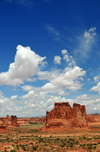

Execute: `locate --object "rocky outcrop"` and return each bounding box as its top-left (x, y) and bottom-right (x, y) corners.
top-left (29, 117), bottom-right (45, 124)
top-left (11, 115), bottom-right (19, 127)
top-left (87, 115), bottom-right (96, 123)
top-left (88, 114), bottom-right (100, 122)
top-left (0, 115), bottom-right (19, 127)
top-left (17, 116), bottom-right (45, 125)
top-left (17, 119), bottom-right (30, 126)
top-left (45, 102), bottom-right (88, 128)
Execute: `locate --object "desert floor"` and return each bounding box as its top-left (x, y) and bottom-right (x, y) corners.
top-left (0, 123), bottom-right (100, 152)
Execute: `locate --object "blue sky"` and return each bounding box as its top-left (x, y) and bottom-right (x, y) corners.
top-left (0, 0), bottom-right (100, 117)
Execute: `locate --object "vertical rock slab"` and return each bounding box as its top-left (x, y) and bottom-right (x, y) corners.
top-left (11, 115), bottom-right (19, 127)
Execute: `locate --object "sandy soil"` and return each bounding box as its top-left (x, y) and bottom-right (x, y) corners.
top-left (0, 123), bottom-right (100, 151)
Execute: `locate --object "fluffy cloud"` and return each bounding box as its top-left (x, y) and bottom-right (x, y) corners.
top-left (54, 56), bottom-right (61, 64)
top-left (0, 87), bottom-right (100, 116)
top-left (0, 45), bottom-right (46, 86)
top-left (0, 91), bottom-right (22, 116)
top-left (61, 49), bottom-right (67, 54)
top-left (21, 90), bottom-right (37, 99)
top-left (94, 76), bottom-right (100, 82)
top-left (61, 49), bottom-right (76, 66)
top-left (90, 82), bottom-right (100, 94)
top-left (62, 49), bottom-right (70, 62)
top-left (57, 90), bottom-right (69, 96)
top-left (76, 94), bottom-right (91, 101)
top-left (41, 83), bottom-right (57, 91)
top-left (21, 85), bottom-right (34, 91)
top-left (10, 95), bottom-right (18, 100)
top-left (20, 92), bottom-right (100, 116)
top-left (39, 66), bottom-right (86, 91)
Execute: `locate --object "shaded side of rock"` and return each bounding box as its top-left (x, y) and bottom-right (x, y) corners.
top-left (11, 115), bottom-right (19, 127)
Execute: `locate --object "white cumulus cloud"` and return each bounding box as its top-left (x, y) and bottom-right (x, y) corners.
top-left (61, 49), bottom-right (67, 54)
top-left (10, 95), bottom-right (18, 100)
top-left (54, 56), bottom-right (61, 65)
top-left (57, 90), bottom-right (69, 96)
top-left (90, 82), bottom-right (100, 94)
top-left (39, 66), bottom-right (86, 91)
top-left (21, 85), bottom-right (34, 91)
top-left (0, 45), bottom-right (46, 86)
top-left (61, 49), bottom-right (76, 66)
top-left (41, 83), bottom-right (57, 91)
top-left (94, 76), bottom-right (100, 82)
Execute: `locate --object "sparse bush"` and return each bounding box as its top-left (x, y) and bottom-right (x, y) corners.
top-left (70, 142), bottom-right (74, 147)
top-left (20, 145), bottom-right (26, 151)
top-left (32, 146), bottom-right (38, 151)
top-left (10, 150), bottom-right (16, 152)
top-left (39, 137), bottom-right (43, 142)
top-left (56, 137), bottom-right (60, 140)
top-left (83, 136), bottom-right (87, 139)
top-left (93, 143), bottom-right (97, 145)
top-left (16, 145), bottom-right (19, 150)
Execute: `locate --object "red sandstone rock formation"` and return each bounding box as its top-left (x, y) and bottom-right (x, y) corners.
top-left (88, 114), bottom-right (100, 122)
top-left (0, 120), bottom-right (4, 127)
top-left (0, 115), bottom-right (19, 128)
top-left (45, 102), bottom-right (88, 128)
top-left (16, 116), bottom-right (45, 125)
top-left (11, 115), bottom-right (19, 127)
top-left (17, 119), bottom-right (29, 125)
top-left (29, 117), bottom-right (45, 124)
top-left (87, 115), bottom-right (96, 123)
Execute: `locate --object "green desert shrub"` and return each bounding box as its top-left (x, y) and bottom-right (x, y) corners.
top-left (20, 145), bottom-right (26, 151)
top-left (32, 146), bottom-right (38, 151)
top-left (39, 137), bottom-right (43, 142)
top-left (10, 150), bottom-right (16, 152)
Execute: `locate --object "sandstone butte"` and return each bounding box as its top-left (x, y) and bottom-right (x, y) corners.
top-left (41, 102), bottom-right (88, 131)
top-left (0, 115), bottom-right (19, 128)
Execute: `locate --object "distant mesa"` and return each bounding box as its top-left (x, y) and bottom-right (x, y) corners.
top-left (41, 102), bottom-right (88, 131)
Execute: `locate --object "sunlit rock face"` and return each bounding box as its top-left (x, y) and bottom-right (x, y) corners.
top-left (45, 102), bottom-right (88, 128)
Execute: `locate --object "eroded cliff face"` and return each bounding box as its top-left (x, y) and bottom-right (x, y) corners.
top-left (45, 102), bottom-right (88, 128)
